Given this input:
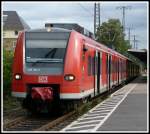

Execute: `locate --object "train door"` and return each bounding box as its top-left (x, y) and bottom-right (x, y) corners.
top-left (106, 54), bottom-right (110, 90)
top-left (117, 58), bottom-right (119, 85)
top-left (97, 51), bottom-right (101, 94)
top-left (108, 55), bottom-right (111, 89)
top-left (112, 56), bottom-right (114, 86)
top-left (94, 50), bottom-right (98, 96)
top-left (118, 58), bottom-right (120, 84)
top-left (120, 60), bottom-right (122, 82)
top-left (97, 52), bottom-right (101, 94)
top-left (94, 50), bottom-right (101, 95)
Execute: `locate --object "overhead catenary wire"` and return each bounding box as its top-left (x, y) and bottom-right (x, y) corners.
top-left (78, 3), bottom-right (94, 18)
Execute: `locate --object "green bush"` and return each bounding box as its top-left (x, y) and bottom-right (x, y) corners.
top-left (3, 49), bottom-right (14, 98)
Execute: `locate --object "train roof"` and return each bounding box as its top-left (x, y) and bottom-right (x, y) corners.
top-left (45, 23), bottom-right (95, 39)
top-left (25, 27), bottom-right (71, 33)
top-left (71, 29), bottom-right (128, 60)
top-left (24, 27), bottom-right (138, 63)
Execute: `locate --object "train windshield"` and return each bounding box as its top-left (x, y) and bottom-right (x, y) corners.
top-left (25, 32), bottom-right (70, 62)
top-left (24, 31), bottom-right (70, 75)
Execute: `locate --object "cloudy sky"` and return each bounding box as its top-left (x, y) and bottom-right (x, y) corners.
top-left (2, 1), bottom-right (148, 49)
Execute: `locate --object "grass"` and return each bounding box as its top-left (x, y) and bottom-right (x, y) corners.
top-left (3, 95), bottom-right (21, 111)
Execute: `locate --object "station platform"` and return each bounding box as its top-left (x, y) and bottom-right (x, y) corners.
top-left (61, 75), bottom-right (148, 132)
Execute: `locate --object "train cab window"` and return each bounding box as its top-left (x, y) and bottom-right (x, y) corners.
top-left (26, 40), bottom-right (66, 60)
top-left (25, 32), bottom-right (70, 62)
top-left (24, 31), bottom-right (70, 75)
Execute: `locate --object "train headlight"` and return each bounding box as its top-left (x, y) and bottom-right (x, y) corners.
top-left (15, 74), bottom-right (22, 80)
top-left (64, 74), bottom-right (75, 81)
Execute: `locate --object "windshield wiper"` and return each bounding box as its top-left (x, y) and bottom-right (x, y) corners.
top-left (27, 58), bottom-right (63, 67)
top-left (26, 58), bottom-right (63, 64)
top-left (37, 59), bottom-right (63, 63)
top-left (44, 48), bottom-right (57, 58)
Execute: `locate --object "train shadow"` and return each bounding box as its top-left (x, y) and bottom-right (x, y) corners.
top-left (25, 109), bottom-right (64, 119)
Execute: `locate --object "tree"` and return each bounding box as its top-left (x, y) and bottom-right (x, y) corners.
top-left (96, 19), bottom-right (131, 52)
top-left (3, 49), bottom-right (14, 98)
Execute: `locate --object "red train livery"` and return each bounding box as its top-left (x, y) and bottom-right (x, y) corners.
top-left (12, 25), bottom-right (140, 113)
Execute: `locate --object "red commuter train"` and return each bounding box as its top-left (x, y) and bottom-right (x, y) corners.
top-left (12, 24), bottom-right (140, 113)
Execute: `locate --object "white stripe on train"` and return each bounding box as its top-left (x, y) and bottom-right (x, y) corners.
top-left (12, 79), bottom-right (126, 99)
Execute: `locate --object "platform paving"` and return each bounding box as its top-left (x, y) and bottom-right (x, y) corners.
top-left (98, 75), bottom-right (147, 132)
top-left (61, 75), bottom-right (148, 132)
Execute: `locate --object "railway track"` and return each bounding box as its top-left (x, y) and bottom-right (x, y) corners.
top-left (3, 111), bottom-right (76, 131)
top-left (3, 83), bottom-right (126, 131)
top-left (3, 107), bottom-right (27, 125)
top-left (3, 107), bottom-right (22, 117)
top-left (35, 111), bottom-right (76, 131)
top-left (3, 96), bottom-right (108, 131)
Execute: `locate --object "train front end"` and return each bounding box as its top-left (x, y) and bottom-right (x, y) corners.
top-left (12, 28), bottom-right (71, 113)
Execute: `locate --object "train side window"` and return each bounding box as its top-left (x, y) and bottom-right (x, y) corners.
top-left (113, 60), bottom-right (115, 73)
top-left (92, 57), bottom-right (95, 75)
top-left (106, 54), bottom-right (108, 74)
top-left (115, 60), bottom-right (117, 73)
top-left (112, 59), bottom-right (113, 73)
top-left (114, 60), bottom-right (116, 73)
top-left (100, 57), bottom-right (102, 75)
top-left (95, 56), bottom-right (98, 75)
top-left (114, 60), bottom-right (115, 73)
top-left (88, 56), bottom-right (92, 76)
top-left (115, 60), bottom-right (116, 73)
